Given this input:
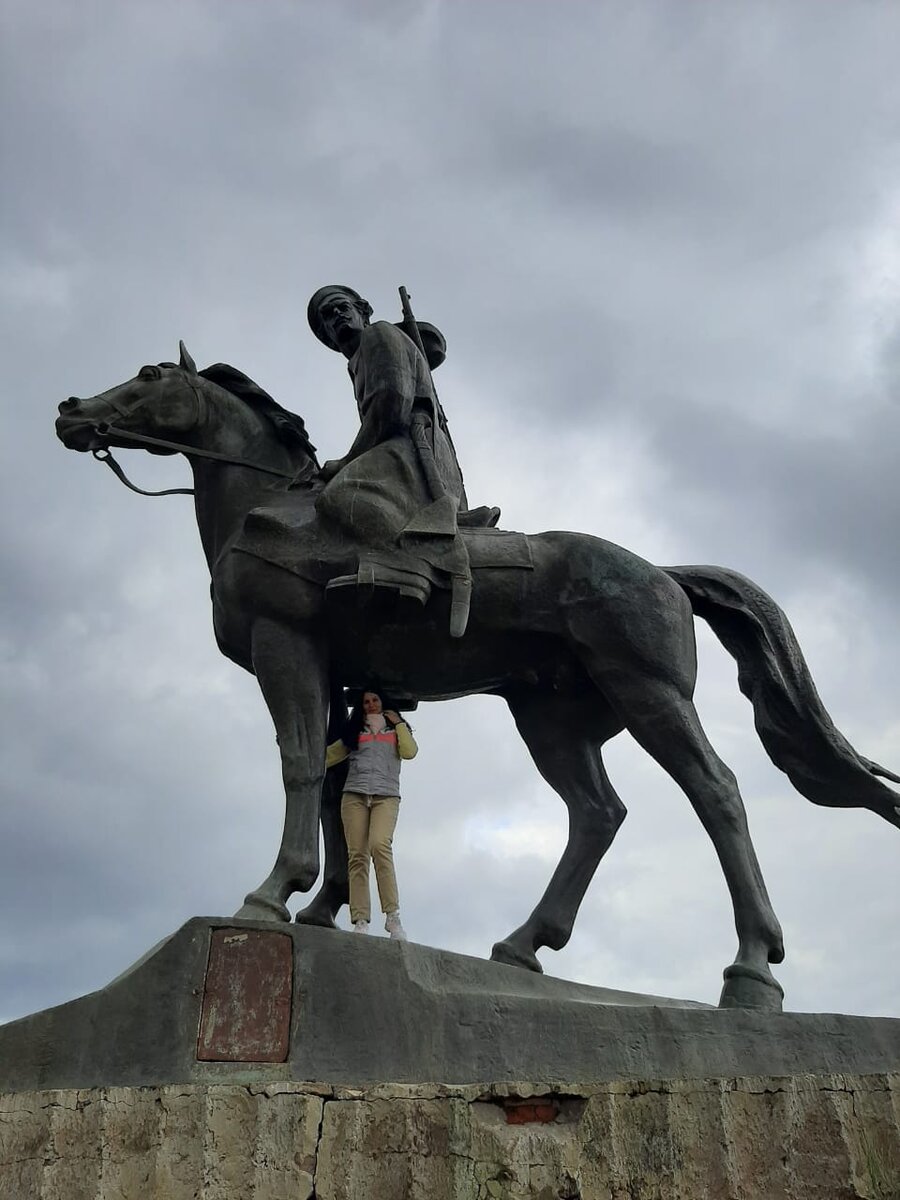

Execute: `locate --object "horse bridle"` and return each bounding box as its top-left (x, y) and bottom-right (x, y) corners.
top-left (89, 370), bottom-right (314, 497)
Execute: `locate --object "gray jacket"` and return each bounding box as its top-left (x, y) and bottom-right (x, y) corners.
top-left (326, 722), bottom-right (418, 798)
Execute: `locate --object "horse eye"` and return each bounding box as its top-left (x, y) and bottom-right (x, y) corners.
top-left (138, 365), bottom-right (160, 380)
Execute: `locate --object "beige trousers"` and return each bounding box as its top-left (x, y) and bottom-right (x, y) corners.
top-left (341, 792), bottom-right (401, 923)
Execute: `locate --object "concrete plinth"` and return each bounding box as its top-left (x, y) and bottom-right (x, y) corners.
top-left (1, 917), bottom-right (898, 1092)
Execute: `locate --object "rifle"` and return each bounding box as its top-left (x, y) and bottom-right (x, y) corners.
top-left (399, 285), bottom-right (428, 362)
top-left (398, 287), bottom-right (465, 493)
top-left (399, 286), bottom-right (444, 503)
top-left (398, 286), bottom-right (471, 638)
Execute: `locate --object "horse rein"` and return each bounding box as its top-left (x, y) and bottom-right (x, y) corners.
top-left (90, 373), bottom-right (314, 498)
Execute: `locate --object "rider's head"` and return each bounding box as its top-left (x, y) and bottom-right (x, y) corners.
top-left (308, 285), bottom-right (372, 356)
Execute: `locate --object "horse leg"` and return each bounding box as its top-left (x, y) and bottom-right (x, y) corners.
top-left (491, 691), bottom-right (626, 973)
top-left (295, 678), bottom-right (350, 928)
top-left (294, 762), bottom-right (349, 928)
top-left (594, 666), bottom-right (785, 1010)
top-left (235, 617), bottom-right (328, 922)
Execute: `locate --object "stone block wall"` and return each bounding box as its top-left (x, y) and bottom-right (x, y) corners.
top-left (2, 1073), bottom-right (899, 1199)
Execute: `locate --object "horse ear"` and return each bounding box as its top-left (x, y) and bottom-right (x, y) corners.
top-left (179, 340), bottom-right (198, 374)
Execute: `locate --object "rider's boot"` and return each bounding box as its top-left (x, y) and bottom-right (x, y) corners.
top-left (326, 558), bottom-right (432, 606)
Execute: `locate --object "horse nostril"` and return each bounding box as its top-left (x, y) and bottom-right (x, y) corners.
top-left (60, 397), bottom-right (80, 412)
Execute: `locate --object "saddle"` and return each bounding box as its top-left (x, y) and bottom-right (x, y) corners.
top-left (235, 498), bottom-right (532, 636)
top-left (324, 501), bottom-right (505, 636)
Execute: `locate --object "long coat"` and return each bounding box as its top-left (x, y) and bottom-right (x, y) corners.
top-left (315, 321), bottom-right (466, 571)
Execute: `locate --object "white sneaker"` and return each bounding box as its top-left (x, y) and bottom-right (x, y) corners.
top-left (352, 919), bottom-right (369, 934)
top-left (385, 911), bottom-right (407, 941)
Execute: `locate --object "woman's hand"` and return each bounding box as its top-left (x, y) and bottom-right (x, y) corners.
top-left (384, 710), bottom-right (402, 726)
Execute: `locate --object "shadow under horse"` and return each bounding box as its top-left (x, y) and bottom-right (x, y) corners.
top-left (55, 343), bottom-right (900, 1011)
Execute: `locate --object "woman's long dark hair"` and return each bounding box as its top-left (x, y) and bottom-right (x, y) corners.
top-left (341, 688), bottom-right (402, 751)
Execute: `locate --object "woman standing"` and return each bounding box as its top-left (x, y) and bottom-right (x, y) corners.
top-left (325, 689), bottom-right (418, 939)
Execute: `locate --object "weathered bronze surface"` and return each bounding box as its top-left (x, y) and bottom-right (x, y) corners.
top-left (54, 290), bottom-right (900, 1012)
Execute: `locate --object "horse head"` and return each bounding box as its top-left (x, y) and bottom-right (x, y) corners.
top-left (57, 342), bottom-right (319, 494)
top-left (56, 341), bottom-right (204, 455)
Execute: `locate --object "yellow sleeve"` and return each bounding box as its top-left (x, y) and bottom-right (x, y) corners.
top-left (325, 740), bottom-right (349, 769)
top-left (395, 722), bottom-right (418, 761)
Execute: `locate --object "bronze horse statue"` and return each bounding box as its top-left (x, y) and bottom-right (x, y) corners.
top-left (56, 343), bottom-right (900, 1011)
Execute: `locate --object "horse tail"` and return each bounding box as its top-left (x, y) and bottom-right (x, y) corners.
top-left (665, 564), bottom-right (900, 825)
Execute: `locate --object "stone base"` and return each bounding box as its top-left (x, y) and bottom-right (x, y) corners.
top-left (1, 918), bottom-right (899, 1092)
top-left (3, 1074), bottom-right (900, 1199)
top-left (4, 918), bottom-right (900, 1197)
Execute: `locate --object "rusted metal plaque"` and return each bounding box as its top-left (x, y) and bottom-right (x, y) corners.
top-left (197, 928), bottom-right (293, 1062)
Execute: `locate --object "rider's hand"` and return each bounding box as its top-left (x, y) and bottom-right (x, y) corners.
top-left (319, 458), bottom-right (346, 482)
top-left (384, 710), bottom-right (402, 726)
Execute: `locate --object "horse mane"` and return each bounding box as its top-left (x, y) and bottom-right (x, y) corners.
top-left (197, 362), bottom-right (320, 468)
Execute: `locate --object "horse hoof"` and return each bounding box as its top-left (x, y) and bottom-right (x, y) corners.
top-left (491, 939), bottom-right (543, 973)
top-left (234, 893), bottom-right (291, 923)
top-left (719, 962), bottom-right (784, 1012)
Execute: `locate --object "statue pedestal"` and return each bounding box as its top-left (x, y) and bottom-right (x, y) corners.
top-left (1, 919), bottom-right (898, 1197)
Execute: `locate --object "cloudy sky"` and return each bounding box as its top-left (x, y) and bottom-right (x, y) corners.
top-left (2, 0), bottom-right (899, 1029)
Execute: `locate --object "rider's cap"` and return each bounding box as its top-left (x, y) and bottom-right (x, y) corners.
top-left (307, 284), bottom-right (447, 370)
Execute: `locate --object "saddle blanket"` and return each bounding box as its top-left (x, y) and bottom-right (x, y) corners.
top-left (235, 503), bottom-right (533, 583)
top-left (460, 526), bottom-right (533, 571)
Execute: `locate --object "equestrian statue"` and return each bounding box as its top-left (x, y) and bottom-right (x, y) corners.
top-left (55, 284), bottom-right (900, 1012)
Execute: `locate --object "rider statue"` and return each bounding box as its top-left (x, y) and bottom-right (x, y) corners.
top-left (307, 284), bottom-right (499, 637)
